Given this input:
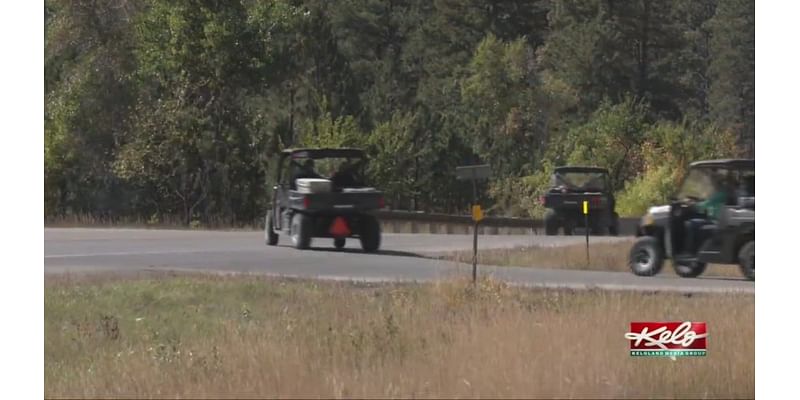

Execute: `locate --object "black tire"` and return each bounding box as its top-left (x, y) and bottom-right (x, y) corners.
top-left (334, 237), bottom-right (346, 250)
top-left (265, 213), bottom-right (279, 246)
top-left (673, 260), bottom-right (707, 278)
top-left (591, 223), bottom-right (607, 236)
top-left (738, 241), bottom-right (754, 281)
top-left (629, 236), bottom-right (664, 276)
top-left (290, 213), bottom-right (312, 250)
top-left (563, 220), bottom-right (574, 236)
top-left (359, 215), bottom-right (381, 253)
top-left (544, 210), bottom-right (559, 236)
top-left (609, 212), bottom-right (620, 236)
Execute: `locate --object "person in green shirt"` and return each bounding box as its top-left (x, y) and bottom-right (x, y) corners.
top-left (684, 173), bottom-right (728, 255)
top-left (696, 185), bottom-right (727, 220)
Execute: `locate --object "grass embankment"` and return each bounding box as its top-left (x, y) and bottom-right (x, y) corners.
top-left (444, 240), bottom-right (745, 278)
top-left (45, 273), bottom-right (754, 398)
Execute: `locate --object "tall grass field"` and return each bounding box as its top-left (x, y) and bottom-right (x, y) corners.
top-left (45, 273), bottom-right (754, 398)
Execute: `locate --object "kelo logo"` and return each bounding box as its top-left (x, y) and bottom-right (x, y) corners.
top-left (625, 322), bottom-right (707, 357)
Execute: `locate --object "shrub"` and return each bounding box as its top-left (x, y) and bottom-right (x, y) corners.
top-left (615, 165), bottom-right (679, 217)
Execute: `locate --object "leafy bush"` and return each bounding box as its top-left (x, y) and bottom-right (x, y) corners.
top-left (562, 98), bottom-right (649, 189)
top-left (298, 110), bottom-right (365, 149)
top-left (616, 121), bottom-right (743, 217)
top-left (615, 165), bottom-right (679, 217)
top-left (488, 163), bottom-right (554, 218)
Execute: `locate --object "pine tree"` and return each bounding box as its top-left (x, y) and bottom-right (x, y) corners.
top-left (707, 0), bottom-right (755, 155)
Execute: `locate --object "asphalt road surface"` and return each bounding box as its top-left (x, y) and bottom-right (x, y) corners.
top-left (44, 228), bottom-right (754, 293)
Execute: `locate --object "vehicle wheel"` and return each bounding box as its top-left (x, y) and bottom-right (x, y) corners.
top-left (544, 210), bottom-right (559, 236)
top-left (563, 220), bottom-right (574, 236)
top-left (591, 223), bottom-right (607, 236)
top-left (673, 260), bottom-right (707, 278)
top-left (629, 236), bottom-right (664, 276)
top-left (265, 213), bottom-right (279, 246)
top-left (609, 212), bottom-right (620, 236)
top-left (290, 213), bottom-right (312, 250)
top-left (334, 237), bottom-right (346, 250)
top-left (738, 241), bottom-right (754, 281)
top-left (359, 215), bottom-right (381, 253)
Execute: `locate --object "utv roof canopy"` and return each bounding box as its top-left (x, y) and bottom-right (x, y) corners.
top-left (689, 159), bottom-right (754, 169)
top-left (282, 148), bottom-right (366, 159)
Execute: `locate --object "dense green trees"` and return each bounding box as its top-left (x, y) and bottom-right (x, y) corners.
top-left (45, 0), bottom-right (754, 224)
top-left (707, 0), bottom-right (755, 155)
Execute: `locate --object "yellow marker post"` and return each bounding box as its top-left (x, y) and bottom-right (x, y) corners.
top-left (470, 204), bottom-right (483, 284)
top-left (583, 200), bottom-right (589, 264)
top-left (472, 205), bottom-right (484, 222)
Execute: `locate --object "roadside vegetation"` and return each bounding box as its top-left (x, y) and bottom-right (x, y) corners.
top-left (45, 273), bottom-right (754, 398)
top-left (45, 0), bottom-right (753, 226)
top-left (443, 240), bottom-right (745, 278)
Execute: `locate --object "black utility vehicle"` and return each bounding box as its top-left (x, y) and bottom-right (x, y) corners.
top-left (541, 166), bottom-right (619, 236)
top-left (265, 148), bottom-right (384, 252)
top-left (628, 159), bottom-right (754, 280)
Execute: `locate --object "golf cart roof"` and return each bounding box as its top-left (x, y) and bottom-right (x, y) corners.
top-left (281, 148), bottom-right (366, 159)
top-left (689, 159), bottom-right (754, 169)
top-left (554, 166), bottom-right (609, 174)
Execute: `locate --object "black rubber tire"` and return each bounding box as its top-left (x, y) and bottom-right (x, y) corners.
top-left (563, 220), bottom-right (574, 236)
top-left (673, 260), bottom-right (707, 278)
top-left (738, 241), bottom-right (754, 281)
top-left (334, 237), bottom-right (346, 250)
top-left (609, 212), bottom-right (620, 236)
top-left (544, 209), bottom-right (559, 236)
top-left (629, 236), bottom-right (664, 276)
top-left (359, 215), bottom-right (381, 253)
top-left (265, 213), bottom-right (279, 246)
top-left (591, 223), bottom-right (607, 236)
top-left (290, 213), bottom-right (312, 250)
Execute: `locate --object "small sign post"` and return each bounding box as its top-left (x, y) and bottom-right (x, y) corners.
top-left (456, 164), bottom-right (492, 284)
top-left (583, 200), bottom-right (589, 265)
top-left (471, 205), bottom-right (484, 222)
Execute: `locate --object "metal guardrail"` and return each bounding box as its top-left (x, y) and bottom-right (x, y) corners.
top-left (374, 210), bottom-right (542, 228)
top-left (373, 209), bottom-right (640, 236)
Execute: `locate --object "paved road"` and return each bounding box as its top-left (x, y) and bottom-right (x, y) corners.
top-left (44, 228), bottom-right (754, 293)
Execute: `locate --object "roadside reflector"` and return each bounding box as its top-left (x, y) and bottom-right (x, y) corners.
top-left (472, 205), bottom-right (484, 222)
top-left (583, 200), bottom-right (588, 215)
top-left (330, 217), bottom-right (350, 237)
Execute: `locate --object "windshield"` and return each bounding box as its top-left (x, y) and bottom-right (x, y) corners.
top-left (298, 157), bottom-right (361, 177)
top-left (677, 168), bottom-right (714, 200)
top-left (285, 156), bottom-right (367, 187)
top-left (677, 166), bottom-right (755, 203)
top-left (737, 169), bottom-right (755, 197)
top-left (553, 172), bottom-right (608, 192)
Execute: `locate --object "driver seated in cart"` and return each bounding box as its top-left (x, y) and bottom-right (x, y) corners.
top-left (683, 172), bottom-right (728, 255)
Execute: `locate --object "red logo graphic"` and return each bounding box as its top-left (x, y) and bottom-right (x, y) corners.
top-left (625, 322), bottom-right (707, 357)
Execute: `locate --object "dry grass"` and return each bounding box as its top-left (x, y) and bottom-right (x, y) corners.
top-left (444, 240), bottom-right (745, 278)
top-left (45, 273), bottom-right (754, 399)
